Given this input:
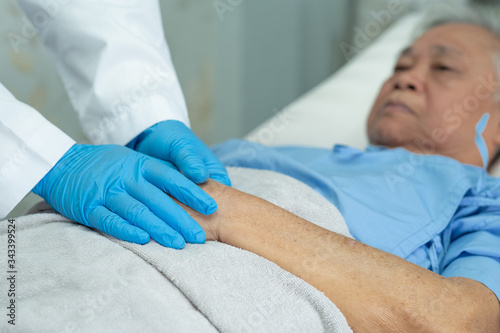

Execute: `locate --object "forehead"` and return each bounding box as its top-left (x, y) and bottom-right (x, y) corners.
top-left (402, 23), bottom-right (500, 61)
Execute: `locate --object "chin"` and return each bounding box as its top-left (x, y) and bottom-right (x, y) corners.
top-left (368, 125), bottom-right (412, 149)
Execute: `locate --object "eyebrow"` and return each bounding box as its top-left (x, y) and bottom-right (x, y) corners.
top-left (399, 45), bottom-right (464, 58)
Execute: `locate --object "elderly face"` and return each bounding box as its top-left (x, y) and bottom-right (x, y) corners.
top-left (367, 23), bottom-right (500, 167)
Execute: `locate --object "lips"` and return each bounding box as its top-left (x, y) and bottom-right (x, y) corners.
top-left (383, 100), bottom-right (415, 115)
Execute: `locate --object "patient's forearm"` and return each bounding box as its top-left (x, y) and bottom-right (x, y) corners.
top-left (184, 180), bottom-right (500, 332)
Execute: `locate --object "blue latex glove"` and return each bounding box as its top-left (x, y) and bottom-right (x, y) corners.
top-left (128, 120), bottom-right (231, 186)
top-left (32, 144), bottom-right (217, 249)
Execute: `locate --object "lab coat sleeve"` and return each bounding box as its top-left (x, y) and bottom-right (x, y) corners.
top-left (16, 0), bottom-right (190, 145)
top-left (0, 83), bottom-right (75, 219)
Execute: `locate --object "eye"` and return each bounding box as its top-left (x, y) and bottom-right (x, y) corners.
top-left (433, 64), bottom-right (453, 72)
top-left (394, 65), bottom-right (409, 72)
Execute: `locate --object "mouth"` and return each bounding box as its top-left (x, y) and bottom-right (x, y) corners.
top-left (383, 100), bottom-right (415, 115)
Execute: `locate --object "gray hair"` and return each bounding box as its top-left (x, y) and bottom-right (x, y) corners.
top-left (413, 3), bottom-right (500, 100)
top-left (414, 2), bottom-right (500, 39)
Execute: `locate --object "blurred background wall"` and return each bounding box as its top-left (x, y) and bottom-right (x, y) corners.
top-left (2, 0), bottom-right (495, 217)
top-left (162, 0), bottom-right (354, 144)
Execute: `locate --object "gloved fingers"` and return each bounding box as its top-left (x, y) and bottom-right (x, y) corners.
top-left (172, 146), bottom-right (210, 184)
top-left (143, 158), bottom-right (217, 215)
top-left (204, 161), bottom-right (232, 186)
top-left (87, 206), bottom-right (150, 244)
top-left (126, 180), bottom-right (207, 244)
top-left (175, 147), bottom-right (231, 186)
top-left (197, 148), bottom-right (231, 186)
top-left (146, 121), bottom-right (209, 183)
top-left (106, 193), bottom-right (186, 249)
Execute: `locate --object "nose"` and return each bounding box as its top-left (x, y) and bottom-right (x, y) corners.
top-left (393, 69), bottom-right (424, 93)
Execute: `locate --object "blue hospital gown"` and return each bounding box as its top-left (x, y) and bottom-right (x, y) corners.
top-left (212, 139), bottom-right (500, 300)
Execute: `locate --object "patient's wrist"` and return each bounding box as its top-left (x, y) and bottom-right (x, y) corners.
top-left (196, 180), bottom-right (262, 245)
top-left (181, 179), bottom-right (277, 246)
top-left (197, 179), bottom-right (240, 242)
top-left (174, 179), bottom-right (233, 242)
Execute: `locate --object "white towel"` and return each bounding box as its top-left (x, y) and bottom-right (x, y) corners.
top-left (0, 167), bottom-right (353, 333)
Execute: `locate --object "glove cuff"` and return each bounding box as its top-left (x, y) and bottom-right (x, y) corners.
top-left (32, 144), bottom-right (82, 197)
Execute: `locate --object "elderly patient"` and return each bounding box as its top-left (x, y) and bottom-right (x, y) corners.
top-left (180, 10), bottom-right (500, 333)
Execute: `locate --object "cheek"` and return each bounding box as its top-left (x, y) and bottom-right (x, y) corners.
top-left (426, 88), bottom-right (469, 130)
top-left (372, 81), bottom-right (392, 109)
top-left (368, 81), bottom-right (393, 122)
top-left (426, 98), bottom-right (452, 132)
top-left (429, 88), bottom-right (496, 140)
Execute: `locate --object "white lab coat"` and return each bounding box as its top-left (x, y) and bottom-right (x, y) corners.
top-left (0, 0), bottom-right (190, 218)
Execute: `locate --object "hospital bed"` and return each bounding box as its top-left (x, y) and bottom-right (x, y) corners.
top-left (0, 12), bottom-right (479, 333)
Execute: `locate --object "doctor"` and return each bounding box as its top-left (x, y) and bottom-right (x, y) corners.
top-left (0, 0), bottom-right (230, 249)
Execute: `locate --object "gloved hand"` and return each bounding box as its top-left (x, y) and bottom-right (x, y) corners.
top-left (127, 120), bottom-right (231, 186)
top-left (32, 144), bottom-right (217, 249)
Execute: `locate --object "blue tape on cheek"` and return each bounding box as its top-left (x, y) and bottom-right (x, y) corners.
top-left (475, 113), bottom-right (490, 192)
top-left (475, 113), bottom-right (490, 170)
